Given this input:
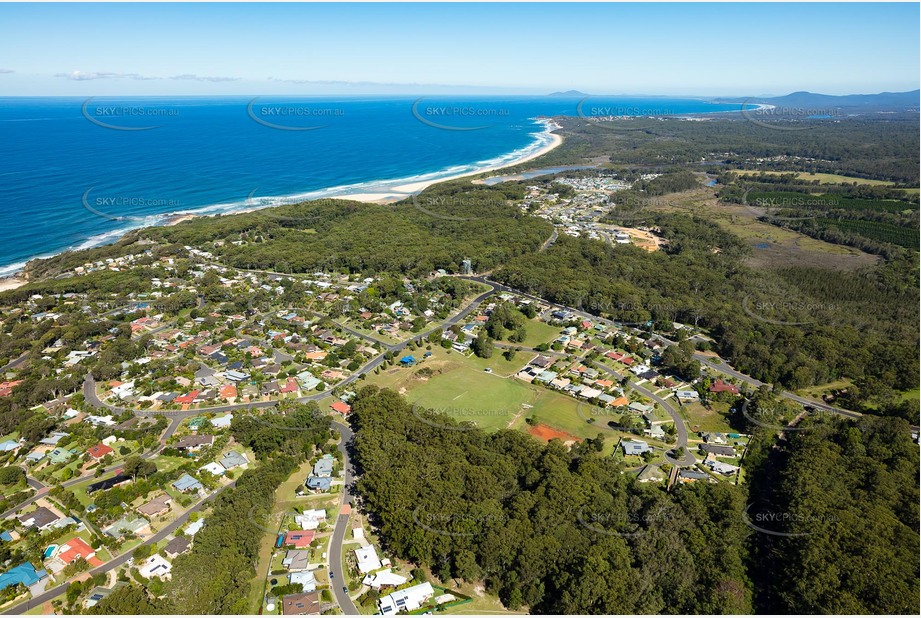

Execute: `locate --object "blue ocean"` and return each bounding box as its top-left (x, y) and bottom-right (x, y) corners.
top-left (0, 95), bottom-right (745, 275)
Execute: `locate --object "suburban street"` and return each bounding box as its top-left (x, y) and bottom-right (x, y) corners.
top-left (328, 421), bottom-right (359, 615)
top-left (2, 481), bottom-right (236, 615)
top-left (463, 274), bottom-right (881, 428)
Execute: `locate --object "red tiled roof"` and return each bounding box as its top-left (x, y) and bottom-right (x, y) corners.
top-left (283, 530), bottom-right (315, 548)
top-left (87, 444), bottom-right (113, 459)
top-left (57, 537), bottom-right (96, 564)
top-left (174, 390), bottom-right (200, 404)
top-left (280, 378), bottom-right (299, 393)
top-left (710, 380), bottom-right (740, 394)
top-left (219, 384), bottom-right (237, 399)
top-left (331, 401), bottom-right (351, 415)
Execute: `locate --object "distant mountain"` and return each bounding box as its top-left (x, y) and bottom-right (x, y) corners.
top-left (548, 90), bottom-right (589, 97)
top-left (715, 89), bottom-right (920, 111)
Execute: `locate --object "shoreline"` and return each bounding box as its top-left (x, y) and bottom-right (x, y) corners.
top-left (342, 120), bottom-right (563, 203)
top-left (0, 118), bottom-right (564, 289)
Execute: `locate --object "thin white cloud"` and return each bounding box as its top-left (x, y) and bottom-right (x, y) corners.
top-left (55, 70), bottom-right (158, 81)
top-left (0, 69), bottom-right (13, 74)
top-left (170, 74), bottom-right (240, 83)
top-left (266, 76), bottom-right (483, 89)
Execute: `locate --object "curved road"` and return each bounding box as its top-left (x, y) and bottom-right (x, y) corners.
top-left (463, 274), bottom-right (883, 428)
top-left (328, 421), bottom-right (359, 615)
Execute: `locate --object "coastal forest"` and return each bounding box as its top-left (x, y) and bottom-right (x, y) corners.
top-left (350, 386), bottom-right (918, 614)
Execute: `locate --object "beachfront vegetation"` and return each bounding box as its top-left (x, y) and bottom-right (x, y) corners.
top-left (136, 185), bottom-right (552, 277)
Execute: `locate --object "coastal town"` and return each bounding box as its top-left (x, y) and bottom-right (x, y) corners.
top-left (0, 210), bottom-right (863, 614)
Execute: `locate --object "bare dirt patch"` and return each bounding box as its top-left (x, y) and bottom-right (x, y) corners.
top-left (527, 423), bottom-right (582, 444)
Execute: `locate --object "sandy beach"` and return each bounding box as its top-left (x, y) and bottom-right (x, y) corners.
top-left (0, 276), bottom-right (26, 292)
top-left (0, 120), bottom-right (564, 280)
top-left (343, 121), bottom-right (564, 203)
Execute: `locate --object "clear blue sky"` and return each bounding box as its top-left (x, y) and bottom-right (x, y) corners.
top-left (0, 2), bottom-right (917, 96)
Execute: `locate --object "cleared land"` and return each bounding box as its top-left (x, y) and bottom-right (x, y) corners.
top-left (647, 186), bottom-right (880, 270)
top-left (367, 348), bottom-right (665, 450)
top-left (730, 170), bottom-right (901, 186)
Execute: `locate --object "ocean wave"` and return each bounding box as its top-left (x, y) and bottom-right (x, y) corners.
top-left (0, 119), bottom-right (555, 275)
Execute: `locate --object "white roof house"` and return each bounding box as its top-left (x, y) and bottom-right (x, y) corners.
top-left (184, 519), bottom-right (205, 536)
top-left (138, 554), bottom-right (172, 580)
top-left (362, 568), bottom-right (408, 590)
top-left (378, 582), bottom-right (435, 615)
top-left (211, 413), bottom-right (233, 429)
top-left (579, 386), bottom-right (603, 399)
top-left (354, 546), bottom-right (382, 574)
top-left (199, 462), bottom-right (226, 476)
top-left (111, 381), bottom-right (135, 399)
top-left (706, 461), bottom-right (740, 475)
top-left (294, 509), bottom-right (326, 531)
top-left (289, 570), bottom-right (317, 592)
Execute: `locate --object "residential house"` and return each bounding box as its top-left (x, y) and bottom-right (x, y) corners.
top-left (628, 402), bottom-right (654, 415)
top-left (174, 435), bottom-right (214, 451)
top-left (103, 515), bottom-right (149, 538)
top-left (163, 536), bottom-right (190, 559)
top-left (700, 443), bottom-right (736, 458)
top-left (138, 554), bottom-right (172, 580)
top-left (289, 570), bottom-right (317, 592)
top-left (279, 378), bottom-right (300, 394)
top-left (211, 413), bottom-right (233, 429)
top-left (184, 519), bottom-right (205, 537)
top-left (283, 530), bottom-right (315, 548)
top-left (282, 550), bottom-right (311, 572)
top-left (296, 373), bottom-right (322, 391)
top-left (218, 384), bottom-right (238, 400)
top-left (219, 451), bottom-right (248, 470)
top-left (281, 591), bottom-right (320, 615)
top-left (679, 469), bottom-right (711, 483)
top-left (46, 537), bottom-right (96, 573)
top-left (636, 464), bottom-right (665, 483)
top-left (621, 439), bottom-right (651, 456)
top-left (709, 380), bottom-right (740, 395)
top-left (87, 443), bottom-right (114, 460)
top-left (312, 456), bottom-right (333, 478)
top-left (171, 474), bottom-right (203, 493)
top-left (87, 474), bottom-right (131, 494)
top-left (362, 569), bottom-right (408, 590)
top-left (199, 462), bottom-right (225, 476)
top-left (305, 476), bottom-right (331, 492)
top-left (378, 582), bottom-right (435, 615)
top-left (48, 448), bottom-right (74, 464)
top-left (294, 509), bottom-right (326, 531)
top-left (331, 401), bottom-right (351, 415)
top-left (25, 450), bottom-right (46, 464)
top-left (0, 563), bottom-right (47, 592)
top-left (17, 507), bottom-right (60, 531)
top-left (39, 432), bottom-right (68, 446)
top-left (355, 546), bottom-right (382, 574)
top-left (705, 460), bottom-right (740, 476)
top-left (136, 495), bottom-right (172, 518)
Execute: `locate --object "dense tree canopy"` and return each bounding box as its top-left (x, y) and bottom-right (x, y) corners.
top-left (350, 386), bottom-right (753, 614)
